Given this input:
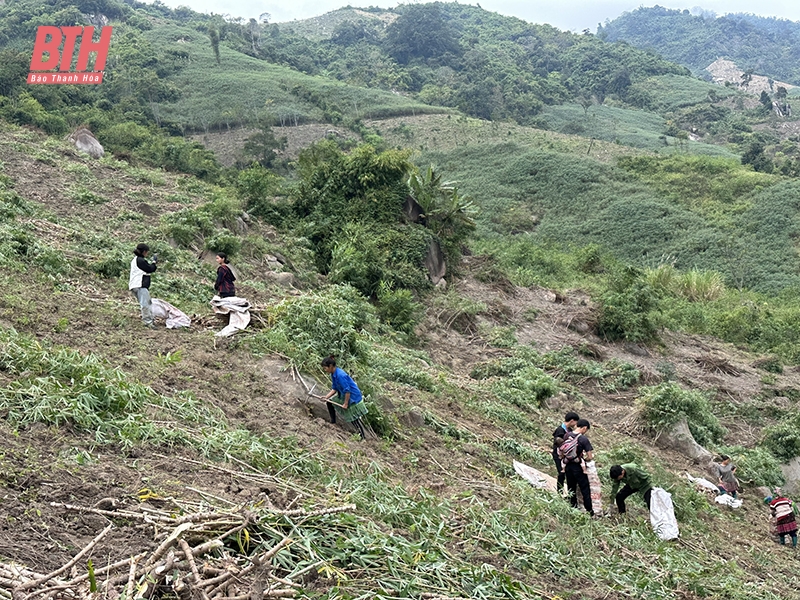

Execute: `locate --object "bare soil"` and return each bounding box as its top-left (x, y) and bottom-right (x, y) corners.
top-left (2, 121), bottom-right (800, 593)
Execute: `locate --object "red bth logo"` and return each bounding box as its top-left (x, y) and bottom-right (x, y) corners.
top-left (27, 26), bottom-right (112, 85)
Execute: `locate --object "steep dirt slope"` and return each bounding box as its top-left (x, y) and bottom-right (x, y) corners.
top-left (1, 121), bottom-right (799, 598)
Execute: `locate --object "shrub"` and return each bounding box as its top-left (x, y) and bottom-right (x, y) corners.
top-left (596, 266), bottom-right (661, 342)
top-left (364, 402), bottom-right (394, 439)
top-left (236, 166), bottom-right (289, 227)
top-left (636, 382), bottom-right (725, 446)
top-left (762, 424), bottom-right (800, 462)
top-left (754, 355), bottom-right (783, 374)
top-left (161, 206), bottom-right (215, 247)
top-left (160, 198), bottom-right (243, 250)
top-left (205, 232), bottom-right (242, 257)
top-left (573, 243), bottom-right (606, 274)
top-left (431, 288), bottom-right (486, 333)
top-left (376, 282), bottom-right (422, 335)
top-left (328, 223), bottom-right (432, 296)
top-left (597, 441), bottom-right (649, 468)
top-left (251, 285), bottom-right (378, 375)
top-left (101, 121), bottom-right (153, 152)
top-left (92, 254), bottom-right (126, 279)
top-left (490, 366), bottom-right (558, 411)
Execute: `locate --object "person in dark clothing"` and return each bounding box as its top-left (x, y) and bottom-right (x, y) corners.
top-left (564, 418), bottom-right (594, 516)
top-left (553, 411), bottom-right (580, 492)
top-left (214, 252), bottom-right (236, 298)
top-left (129, 243), bottom-right (157, 328)
top-left (609, 463), bottom-right (653, 514)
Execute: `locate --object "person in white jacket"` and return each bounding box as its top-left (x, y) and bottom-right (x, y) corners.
top-left (129, 243), bottom-right (158, 328)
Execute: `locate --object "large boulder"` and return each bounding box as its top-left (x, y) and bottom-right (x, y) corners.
top-left (68, 127), bottom-right (104, 159)
top-left (424, 238), bottom-right (446, 284)
top-left (780, 457), bottom-right (800, 495)
top-left (656, 417), bottom-right (714, 465)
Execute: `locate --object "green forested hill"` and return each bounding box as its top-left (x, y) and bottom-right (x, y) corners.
top-left (274, 2), bottom-right (690, 122)
top-left (598, 6), bottom-right (800, 83)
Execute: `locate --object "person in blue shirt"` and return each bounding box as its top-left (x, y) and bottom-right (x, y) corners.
top-left (320, 355), bottom-right (368, 440)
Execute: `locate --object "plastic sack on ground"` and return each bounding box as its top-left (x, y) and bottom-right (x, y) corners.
top-left (684, 472), bottom-right (719, 493)
top-left (715, 494), bottom-right (743, 508)
top-left (513, 460), bottom-right (557, 493)
top-left (650, 487), bottom-right (679, 540)
top-left (151, 298), bottom-right (191, 329)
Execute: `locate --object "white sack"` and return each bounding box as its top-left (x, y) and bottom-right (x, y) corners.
top-left (513, 460), bottom-right (558, 493)
top-left (151, 298), bottom-right (191, 329)
top-left (650, 487), bottom-right (679, 541)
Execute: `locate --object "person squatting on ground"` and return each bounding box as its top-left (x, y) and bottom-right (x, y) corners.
top-left (129, 243), bottom-right (157, 328)
top-left (559, 418), bottom-right (594, 516)
top-left (610, 463), bottom-right (653, 514)
top-left (552, 411), bottom-right (580, 493)
top-left (768, 490), bottom-right (798, 548)
top-left (214, 252), bottom-right (236, 298)
top-left (320, 356), bottom-right (368, 440)
top-left (715, 455), bottom-right (740, 498)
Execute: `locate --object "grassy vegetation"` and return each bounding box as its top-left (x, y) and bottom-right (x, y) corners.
top-left (629, 74), bottom-right (737, 111)
top-left (4, 1), bottom-right (800, 593)
top-left (145, 24), bottom-right (446, 132)
top-left (1, 323), bottom-right (797, 599)
top-left (535, 102), bottom-right (736, 156)
top-left (1, 115), bottom-right (800, 598)
top-left (421, 143), bottom-right (800, 296)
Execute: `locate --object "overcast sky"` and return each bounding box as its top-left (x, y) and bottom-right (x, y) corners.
top-left (150, 0), bottom-right (800, 32)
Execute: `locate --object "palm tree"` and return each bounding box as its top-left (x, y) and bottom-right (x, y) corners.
top-left (407, 165), bottom-right (476, 244)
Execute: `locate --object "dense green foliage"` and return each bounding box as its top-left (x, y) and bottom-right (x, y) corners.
top-left (637, 382), bottom-right (726, 446)
top-left (596, 266), bottom-right (661, 342)
top-left (0, 0), bottom-right (694, 140)
top-left (599, 7), bottom-right (800, 84)
top-left (424, 143), bottom-right (800, 295)
top-left (290, 142), bottom-right (474, 300)
top-left (716, 445), bottom-right (785, 488)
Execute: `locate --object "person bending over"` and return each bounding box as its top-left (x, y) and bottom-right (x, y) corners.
top-left (320, 356), bottom-right (368, 440)
top-left (609, 463), bottom-right (653, 514)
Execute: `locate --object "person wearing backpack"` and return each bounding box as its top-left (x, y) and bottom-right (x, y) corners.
top-left (560, 418), bottom-right (594, 516)
top-left (552, 411), bottom-right (579, 493)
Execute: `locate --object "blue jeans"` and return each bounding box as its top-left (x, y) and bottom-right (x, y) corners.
top-left (131, 288), bottom-right (153, 325)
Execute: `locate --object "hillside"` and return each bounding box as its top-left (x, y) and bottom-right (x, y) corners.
top-left (7, 1), bottom-right (800, 596)
top-left (598, 6), bottom-right (800, 85)
top-left (1, 119), bottom-right (800, 599)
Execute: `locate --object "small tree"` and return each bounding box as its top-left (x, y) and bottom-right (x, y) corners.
top-left (407, 165), bottom-right (476, 262)
top-left (759, 90), bottom-right (772, 113)
top-left (242, 125), bottom-right (287, 168)
top-left (207, 27), bottom-right (220, 65)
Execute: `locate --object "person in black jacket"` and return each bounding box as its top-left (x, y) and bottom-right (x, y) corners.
top-left (214, 252), bottom-right (236, 298)
top-left (563, 419), bottom-right (594, 516)
top-left (553, 411), bottom-right (579, 493)
top-left (129, 243), bottom-right (158, 328)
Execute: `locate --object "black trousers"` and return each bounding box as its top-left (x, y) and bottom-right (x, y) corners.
top-left (615, 485), bottom-right (652, 513)
top-left (554, 455), bottom-right (565, 490)
top-left (565, 463), bottom-right (593, 515)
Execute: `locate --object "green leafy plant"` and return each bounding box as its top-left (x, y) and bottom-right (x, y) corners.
top-left (597, 267), bottom-right (661, 342)
top-left (376, 281), bottom-right (422, 335)
top-left (762, 424), bottom-right (800, 462)
top-left (636, 382), bottom-right (725, 446)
